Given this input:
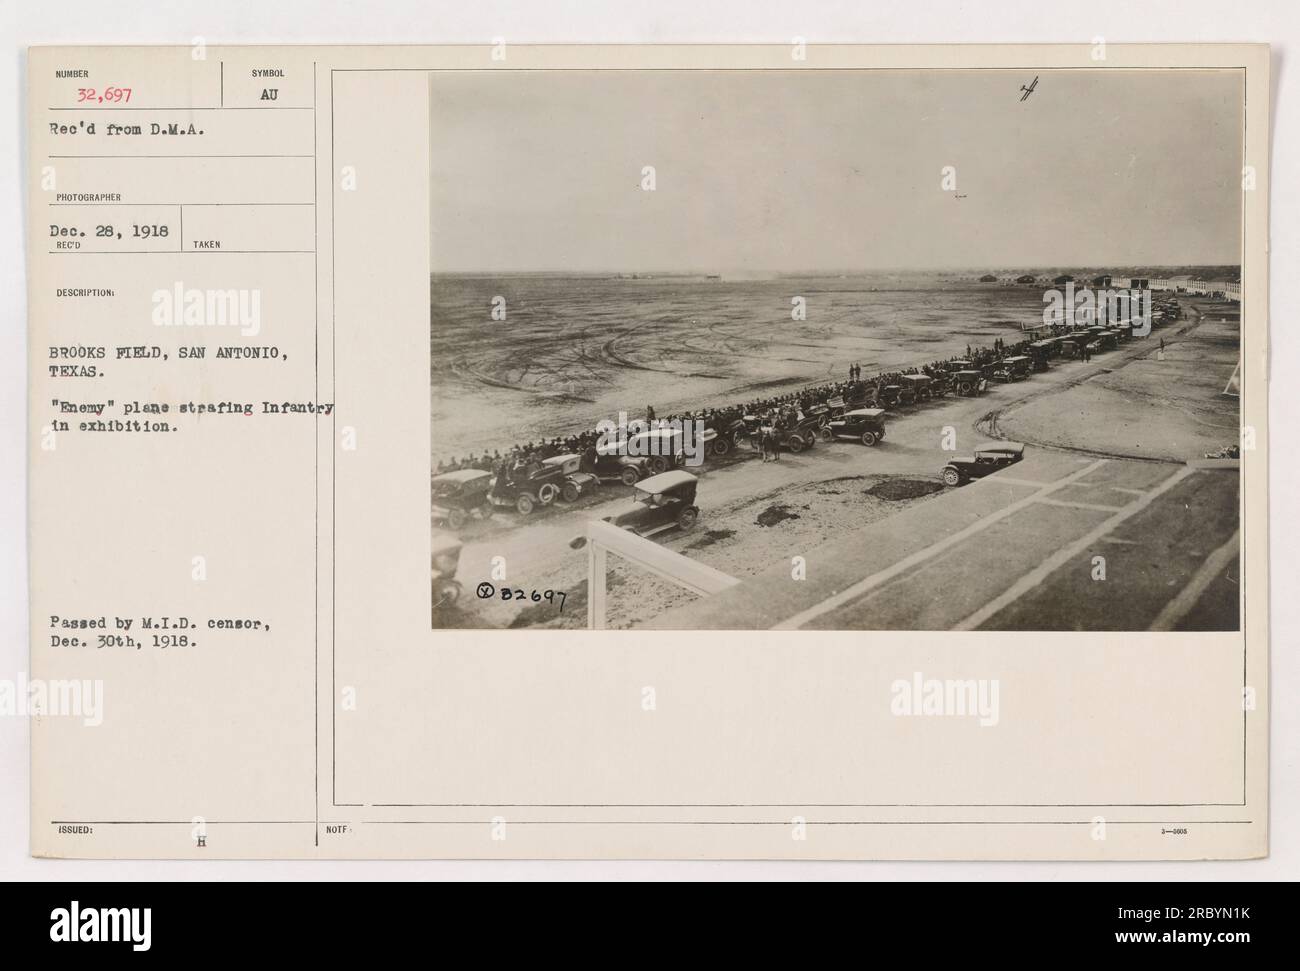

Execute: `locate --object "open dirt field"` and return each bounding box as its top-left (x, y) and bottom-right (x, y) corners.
top-left (432, 273), bottom-right (1052, 462)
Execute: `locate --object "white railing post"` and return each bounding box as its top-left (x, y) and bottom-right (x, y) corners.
top-left (580, 519), bottom-right (739, 630)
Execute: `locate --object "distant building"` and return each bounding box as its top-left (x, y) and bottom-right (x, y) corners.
top-left (979, 274), bottom-right (997, 283)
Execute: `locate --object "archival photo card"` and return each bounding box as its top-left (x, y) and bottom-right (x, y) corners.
top-left (27, 43), bottom-right (1268, 860)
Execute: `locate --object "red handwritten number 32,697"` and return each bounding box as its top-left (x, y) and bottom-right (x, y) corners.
top-left (77, 87), bottom-right (133, 104)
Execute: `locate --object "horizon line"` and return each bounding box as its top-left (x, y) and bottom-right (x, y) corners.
top-left (430, 264), bottom-right (1243, 276)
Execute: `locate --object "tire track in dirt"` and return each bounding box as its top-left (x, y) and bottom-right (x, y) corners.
top-left (449, 356), bottom-right (597, 402)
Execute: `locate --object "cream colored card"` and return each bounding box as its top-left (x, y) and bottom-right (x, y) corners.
top-left (27, 43), bottom-right (1268, 859)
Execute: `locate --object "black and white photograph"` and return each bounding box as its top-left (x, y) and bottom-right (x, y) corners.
top-left (8, 0), bottom-right (1288, 900)
top-left (430, 68), bottom-right (1245, 631)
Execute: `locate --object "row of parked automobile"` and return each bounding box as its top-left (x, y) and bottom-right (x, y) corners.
top-left (429, 406), bottom-right (878, 531)
top-left (431, 321), bottom-right (1139, 530)
top-left (431, 428), bottom-right (715, 527)
top-left (433, 405), bottom-right (950, 533)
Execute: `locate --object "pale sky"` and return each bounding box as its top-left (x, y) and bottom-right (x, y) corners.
top-left (429, 69), bottom-right (1243, 273)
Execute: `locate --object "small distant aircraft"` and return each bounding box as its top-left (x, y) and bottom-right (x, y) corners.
top-left (954, 193), bottom-right (967, 200)
top-left (1019, 76), bottom-right (1039, 102)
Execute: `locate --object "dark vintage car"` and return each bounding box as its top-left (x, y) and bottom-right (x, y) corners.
top-left (805, 403), bottom-right (835, 427)
top-left (701, 417), bottom-right (743, 458)
top-left (990, 355), bottom-right (1031, 382)
top-left (431, 530), bottom-right (464, 607)
top-left (1027, 341), bottom-right (1056, 370)
top-left (941, 442), bottom-right (1025, 486)
top-left (430, 468), bottom-right (495, 530)
top-left (899, 373), bottom-right (934, 401)
top-left (739, 414), bottom-right (818, 452)
top-left (876, 384), bottom-right (906, 407)
top-left (591, 441), bottom-right (651, 486)
top-left (488, 460), bottom-right (569, 515)
top-left (809, 392), bottom-right (865, 423)
top-left (843, 389), bottom-right (875, 411)
top-left (952, 369), bottom-right (987, 396)
top-left (773, 416), bottom-right (821, 453)
top-left (823, 407), bottom-right (887, 446)
top-left (927, 373), bottom-right (953, 397)
top-left (606, 469), bottom-right (701, 538)
top-left (624, 428), bottom-right (687, 475)
top-left (1081, 327), bottom-right (1115, 351)
top-left (541, 453), bottom-right (600, 503)
top-left (736, 413), bottom-right (764, 442)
